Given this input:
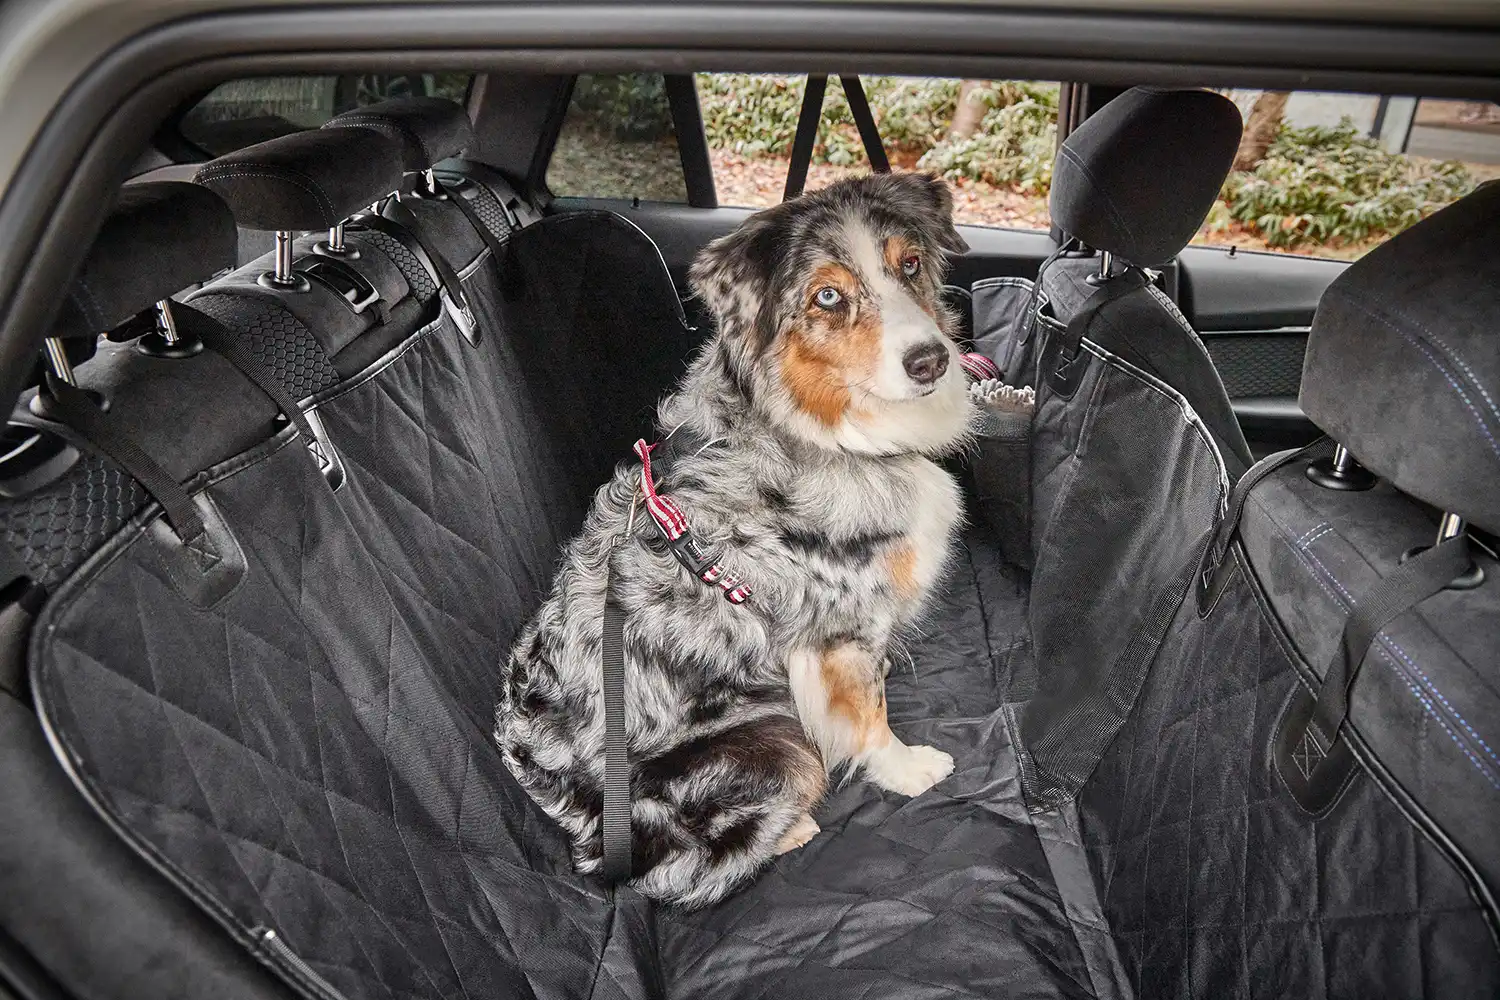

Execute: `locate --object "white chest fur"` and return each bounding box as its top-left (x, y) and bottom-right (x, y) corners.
top-left (892, 455), bottom-right (963, 596)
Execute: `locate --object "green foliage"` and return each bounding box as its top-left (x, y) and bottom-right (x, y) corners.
top-left (695, 75), bottom-right (1058, 190)
top-left (569, 74), bottom-right (675, 140)
top-left (916, 83), bottom-right (1058, 193)
top-left (1223, 119), bottom-right (1475, 249)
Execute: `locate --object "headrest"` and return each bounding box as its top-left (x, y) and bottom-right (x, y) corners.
top-left (321, 97), bottom-right (475, 173)
top-left (1049, 87), bottom-right (1242, 267)
top-left (53, 181), bottom-right (237, 338)
top-left (193, 127), bottom-right (404, 231)
top-left (1301, 181), bottom-right (1500, 534)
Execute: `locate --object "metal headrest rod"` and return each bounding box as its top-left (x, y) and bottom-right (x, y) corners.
top-left (259, 231), bottom-right (311, 292)
top-left (136, 299), bottom-right (204, 359)
top-left (42, 338), bottom-right (76, 386)
top-left (1307, 443), bottom-right (1377, 491)
top-left (1084, 249), bottom-right (1115, 287)
top-left (30, 337), bottom-right (107, 415)
top-left (1401, 511), bottom-right (1485, 590)
top-left (315, 219), bottom-right (360, 260)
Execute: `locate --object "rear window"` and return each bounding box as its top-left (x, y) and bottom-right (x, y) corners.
top-left (1191, 90), bottom-right (1497, 260)
top-left (696, 74), bottom-right (1059, 232)
top-left (179, 74), bottom-right (474, 156)
top-left (546, 73), bottom-right (690, 204)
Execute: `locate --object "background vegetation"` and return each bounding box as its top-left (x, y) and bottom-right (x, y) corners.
top-left (552, 74), bottom-right (1484, 257)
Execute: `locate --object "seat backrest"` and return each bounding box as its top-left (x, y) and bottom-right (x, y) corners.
top-left (1, 120), bottom-right (698, 1000)
top-left (999, 88), bottom-right (1246, 813)
top-left (1075, 171), bottom-right (1500, 997)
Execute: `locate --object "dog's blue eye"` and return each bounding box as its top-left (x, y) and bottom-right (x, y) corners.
top-left (814, 287), bottom-right (843, 309)
top-left (901, 255), bottom-right (921, 278)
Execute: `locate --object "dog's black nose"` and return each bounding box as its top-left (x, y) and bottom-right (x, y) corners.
top-left (903, 342), bottom-right (950, 385)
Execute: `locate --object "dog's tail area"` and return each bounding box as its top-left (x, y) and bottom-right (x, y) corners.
top-left (578, 714), bottom-right (826, 909)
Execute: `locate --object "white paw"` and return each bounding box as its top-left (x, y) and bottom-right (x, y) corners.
top-left (775, 813), bottom-right (821, 855)
top-left (865, 742), bottom-right (954, 797)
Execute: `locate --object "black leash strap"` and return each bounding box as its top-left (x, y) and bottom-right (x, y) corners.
top-left (41, 375), bottom-right (204, 543)
top-left (784, 75), bottom-right (828, 201)
top-left (355, 206), bottom-right (480, 346)
top-left (839, 75), bottom-right (890, 174)
top-left (600, 574), bottom-right (632, 883)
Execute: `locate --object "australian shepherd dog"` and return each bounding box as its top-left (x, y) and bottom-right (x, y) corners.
top-left (496, 172), bottom-right (978, 907)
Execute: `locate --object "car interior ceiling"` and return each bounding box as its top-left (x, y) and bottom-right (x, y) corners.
top-left (0, 42), bottom-right (1497, 1000)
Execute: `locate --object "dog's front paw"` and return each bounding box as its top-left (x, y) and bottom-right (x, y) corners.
top-left (865, 742), bottom-right (955, 797)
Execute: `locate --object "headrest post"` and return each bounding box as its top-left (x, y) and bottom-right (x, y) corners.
top-left (31, 334), bottom-right (108, 413)
top-left (1306, 442), bottom-right (1377, 491)
top-left (42, 338), bottom-right (76, 386)
top-left (257, 231), bottom-right (311, 292)
top-left (328, 222), bottom-right (346, 253)
top-left (423, 168), bottom-right (445, 199)
top-left (273, 231), bottom-right (295, 284)
top-left (1437, 512), bottom-right (1466, 544)
top-left (136, 298), bottom-right (204, 359)
top-left (1401, 510), bottom-right (1485, 589)
top-left (1085, 249), bottom-right (1115, 286)
top-left (155, 300), bottom-right (181, 346)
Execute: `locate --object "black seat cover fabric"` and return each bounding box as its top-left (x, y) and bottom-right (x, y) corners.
top-left (15, 189), bottom-right (1500, 998)
top-left (24, 200), bottom-right (1135, 998)
top-left (1020, 254), bottom-right (1232, 813)
top-left (1077, 443), bottom-right (1500, 997)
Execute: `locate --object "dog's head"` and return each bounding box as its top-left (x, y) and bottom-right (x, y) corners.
top-left (690, 173), bottom-right (973, 456)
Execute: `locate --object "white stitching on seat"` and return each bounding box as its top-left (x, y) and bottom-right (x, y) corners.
top-left (196, 165), bottom-right (338, 223)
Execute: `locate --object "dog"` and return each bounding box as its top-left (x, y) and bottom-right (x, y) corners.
top-left (495, 172), bottom-right (976, 908)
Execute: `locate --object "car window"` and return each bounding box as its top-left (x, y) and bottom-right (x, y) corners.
top-left (1192, 91), bottom-right (1497, 260)
top-left (694, 74), bottom-right (1059, 232)
top-left (179, 74), bottom-right (474, 156)
top-left (546, 73), bottom-right (689, 203)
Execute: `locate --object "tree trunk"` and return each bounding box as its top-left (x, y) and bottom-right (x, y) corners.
top-left (1233, 91), bottom-right (1291, 172)
top-left (947, 81), bottom-right (988, 141)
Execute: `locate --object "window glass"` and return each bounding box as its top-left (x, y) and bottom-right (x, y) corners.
top-left (180, 74), bottom-right (473, 156)
top-left (694, 74), bottom-right (1059, 231)
top-left (1191, 91), bottom-right (1497, 260)
top-left (546, 73), bottom-right (689, 203)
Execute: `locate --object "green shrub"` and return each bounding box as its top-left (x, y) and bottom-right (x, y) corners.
top-left (1223, 119), bottom-right (1475, 249)
top-left (916, 83), bottom-right (1057, 192)
top-left (570, 73), bottom-right (674, 140)
top-left (694, 75), bottom-right (1057, 189)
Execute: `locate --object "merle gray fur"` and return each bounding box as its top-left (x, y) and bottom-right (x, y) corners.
top-left (495, 173), bottom-right (981, 907)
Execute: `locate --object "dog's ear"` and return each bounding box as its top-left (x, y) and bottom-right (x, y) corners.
top-left (689, 211), bottom-right (785, 353)
top-left (884, 172), bottom-right (969, 257)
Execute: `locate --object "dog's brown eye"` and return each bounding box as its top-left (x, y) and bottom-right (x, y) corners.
top-left (901, 255), bottom-right (921, 278)
top-left (814, 287), bottom-right (843, 310)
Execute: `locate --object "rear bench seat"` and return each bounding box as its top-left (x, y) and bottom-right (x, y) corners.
top-left (7, 92), bottom-right (1497, 1000)
top-left (0, 95), bottom-right (1095, 1000)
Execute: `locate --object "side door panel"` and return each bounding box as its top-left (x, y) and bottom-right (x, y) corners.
top-left (1179, 246), bottom-right (1348, 453)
